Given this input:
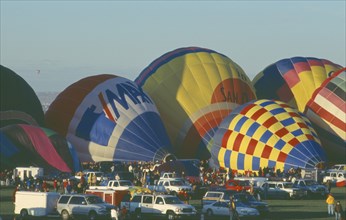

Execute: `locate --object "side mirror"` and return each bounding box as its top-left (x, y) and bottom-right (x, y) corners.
top-left (159, 201), bottom-right (163, 205)
top-left (82, 201), bottom-right (86, 205)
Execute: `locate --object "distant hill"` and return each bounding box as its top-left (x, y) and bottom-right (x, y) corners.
top-left (36, 91), bottom-right (59, 112)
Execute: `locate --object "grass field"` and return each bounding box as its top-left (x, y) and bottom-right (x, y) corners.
top-left (1, 185), bottom-right (345, 220)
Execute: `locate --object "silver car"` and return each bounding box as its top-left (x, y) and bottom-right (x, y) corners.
top-left (57, 194), bottom-right (115, 220)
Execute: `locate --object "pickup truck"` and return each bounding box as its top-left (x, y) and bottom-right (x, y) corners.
top-left (293, 179), bottom-right (328, 198)
top-left (88, 180), bottom-right (134, 190)
top-left (259, 181), bottom-right (307, 199)
top-left (121, 194), bottom-right (197, 219)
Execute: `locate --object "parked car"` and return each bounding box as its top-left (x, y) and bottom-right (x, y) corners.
top-left (322, 171), bottom-right (346, 184)
top-left (56, 194), bottom-right (115, 220)
top-left (121, 194), bottom-right (197, 219)
top-left (202, 190), bottom-right (237, 206)
top-left (233, 192), bottom-right (269, 216)
top-left (293, 179), bottom-right (329, 198)
top-left (225, 179), bottom-right (251, 192)
top-left (327, 164), bottom-right (346, 172)
top-left (202, 200), bottom-right (260, 219)
top-left (259, 181), bottom-right (307, 199)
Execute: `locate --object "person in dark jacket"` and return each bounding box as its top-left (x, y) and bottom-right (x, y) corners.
top-left (334, 201), bottom-right (344, 220)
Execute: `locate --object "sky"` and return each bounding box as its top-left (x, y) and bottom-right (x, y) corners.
top-left (1, 1), bottom-right (345, 92)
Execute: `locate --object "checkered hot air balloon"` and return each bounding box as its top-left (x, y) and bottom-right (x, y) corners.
top-left (210, 99), bottom-right (327, 172)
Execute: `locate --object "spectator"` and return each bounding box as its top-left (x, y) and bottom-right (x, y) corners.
top-left (326, 193), bottom-right (335, 216)
top-left (334, 201), bottom-right (343, 220)
top-left (53, 179), bottom-right (58, 192)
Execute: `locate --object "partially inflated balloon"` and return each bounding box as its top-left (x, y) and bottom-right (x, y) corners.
top-left (210, 99), bottom-right (326, 172)
top-left (253, 57), bottom-right (342, 112)
top-left (305, 67), bottom-right (346, 163)
top-left (0, 65), bottom-right (44, 127)
top-left (45, 74), bottom-right (173, 162)
top-left (0, 124), bottom-right (80, 172)
top-left (136, 47), bottom-right (256, 159)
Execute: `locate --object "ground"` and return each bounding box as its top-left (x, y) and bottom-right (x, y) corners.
top-left (0, 185), bottom-right (345, 220)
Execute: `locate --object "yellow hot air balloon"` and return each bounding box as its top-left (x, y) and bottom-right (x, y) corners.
top-left (135, 47), bottom-right (256, 159)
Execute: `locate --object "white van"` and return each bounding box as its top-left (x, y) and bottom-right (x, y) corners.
top-left (15, 191), bottom-right (60, 218)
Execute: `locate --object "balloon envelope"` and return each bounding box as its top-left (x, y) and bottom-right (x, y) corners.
top-left (0, 65), bottom-right (44, 127)
top-left (305, 67), bottom-right (346, 163)
top-left (210, 99), bottom-right (326, 172)
top-left (136, 47), bottom-right (256, 159)
top-left (45, 74), bottom-right (173, 162)
top-left (0, 124), bottom-right (81, 172)
top-left (253, 57), bottom-right (342, 112)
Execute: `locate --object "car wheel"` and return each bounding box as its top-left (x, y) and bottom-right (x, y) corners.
top-left (20, 209), bottom-right (28, 219)
top-left (206, 209), bottom-right (213, 216)
top-left (61, 210), bottom-right (70, 220)
top-left (89, 211), bottom-right (97, 220)
top-left (166, 210), bottom-right (176, 220)
top-left (135, 208), bottom-right (142, 220)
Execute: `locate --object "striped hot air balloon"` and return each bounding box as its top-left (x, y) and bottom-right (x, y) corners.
top-left (253, 57), bottom-right (342, 112)
top-left (305, 67), bottom-right (346, 163)
top-left (0, 124), bottom-right (81, 172)
top-left (45, 74), bottom-right (173, 162)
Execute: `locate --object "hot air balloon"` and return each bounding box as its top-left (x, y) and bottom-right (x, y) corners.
top-left (253, 57), bottom-right (342, 112)
top-left (305, 67), bottom-right (346, 163)
top-left (0, 124), bottom-right (81, 172)
top-left (135, 47), bottom-right (256, 160)
top-left (45, 74), bottom-right (173, 162)
top-left (0, 65), bottom-right (44, 127)
top-left (210, 99), bottom-right (326, 172)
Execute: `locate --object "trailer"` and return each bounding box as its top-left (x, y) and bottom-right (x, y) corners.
top-left (13, 166), bottom-right (44, 181)
top-left (85, 189), bottom-right (130, 207)
top-left (14, 191), bottom-right (60, 218)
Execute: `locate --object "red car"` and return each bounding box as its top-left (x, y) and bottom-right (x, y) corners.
top-left (225, 179), bottom-right (251, 192)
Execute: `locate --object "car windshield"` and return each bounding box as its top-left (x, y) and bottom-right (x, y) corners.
top-left (235, 201), bottom-right (248, 207)
top-left (170, 180), bottom-right (184, 186)
top-left (305, 180), bottom-right (318, 186)
top-left (283, 183), bottom-right (294, 188)
top-left (235, 194), bottom-right (257, 202)
top-left (120, 181), bottom-right (133, 186)
top-left (86, 196), bottom-right (105, 204)
top-left (164, 197), bottom-right (184, 204)
top-left (239, 181), bottom-right (250, 186)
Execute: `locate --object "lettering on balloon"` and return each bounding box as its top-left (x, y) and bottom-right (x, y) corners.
top-left (105, 81), bottom-right (153, 120)
top-left (211, 79), bottom-right (256, 104)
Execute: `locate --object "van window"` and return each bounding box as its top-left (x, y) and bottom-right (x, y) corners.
top-left (58, 196), bottom-right (70, 204)
top-left (268, 183), bottom-right (276, 188)
top-left (70, 196), bottom-right (86, 205)
top-left (155, 197), bottom-right (163, 204)
top-left (131, 196), bottom-right (141, 203)
top-left (143, 196), bottom-right (153, 204)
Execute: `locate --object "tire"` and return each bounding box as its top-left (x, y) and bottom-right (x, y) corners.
top-left (166, 210), bottom-right (176, 220)
top-left (61, 209), bottom-right (70, 220)
top-left (135, 208), bottom-right (142, 220)
top-left (20, 209), bottom-right (28, 219)
top-left (206, 209), bottom-right (213, 216)
top-left (88, 210), bottom-right (97, 220)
